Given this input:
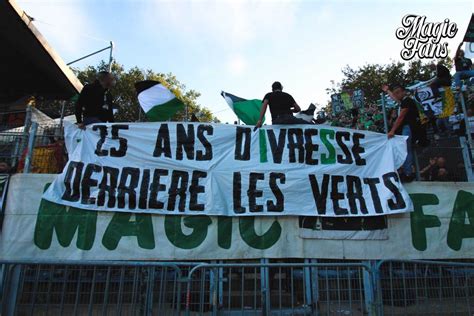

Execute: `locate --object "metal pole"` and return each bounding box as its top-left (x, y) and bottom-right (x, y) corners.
top-left (381, 93), bottom-right (388, 134)
top-left (23, 122), bottom-right (38, 174)
top-left (2, 265), bottom-right (22, 316)
top-left (58, 100), bottom-right (66, 137)
top-left (13, 105), bottom-right (33, 169)
top-left (260, 258), bottom-right (270, 315)
top-left (461, 136), bottom-right (474, 182)
top-left (66, 44), bottom-right (113, 66)
top-left (107, 41), bottom-right (114, 72)
top-left (459, 92), bottom-right (474, 157)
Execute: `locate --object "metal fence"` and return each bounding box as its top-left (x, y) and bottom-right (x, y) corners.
top-left (2, 259), bottom-right (474, 315)
top-left (375, 260), bottom-right (474, 315)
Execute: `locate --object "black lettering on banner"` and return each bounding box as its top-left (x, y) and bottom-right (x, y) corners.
top-left (93, 125), bottom-right (108, 156)
top-left (309, 174), bottom-right (330, 215)
top-left (287, 128), bottom-right (304, 163)
top-left (117, 167), bottom-right (140, 209)
top-left (62, 161), bottom-right (84, 202)
top-left (176, 124), bottom-right (195, 160)
top-left (331, 175), bottom-right (348, 215)
top-left (149, 169), bottom-right (168, 209)
top-left (196, 125), bottom-right (213, 161)
top-left (167, 170), bottom-right (189, 211)
top-left (364, 177), bottom-right (383, 213)
top-left (235, 127), bottom-right (251, 160)
top-left (267, 172), bottom-right (285, 212)
top-left (346, 175), bottom-right (368, 214)
top-left (267, 129), bottom-right (287, 164)
top-left (110, 125), bottom-right (129, 157)
top-left (383, 172), bottom-right (406, 210)
top-left (153, 124), bottom-right (172, 158)
top-left (189, 171), bottom-right (207, 211)
top-left (304, 129), bottom-right (319, 165)
top-left (97, 166), bottom-right (119, 207)
top-left (81, 163), bottom-right (101, 204)
top-left (233, 172), bottom-right (245, 213)
top-left (336, 131), bottom-right (353, 164)
top-left (138, 169), bottom-right (150, 209)
top-left (352, 132), bottom-right (366, 166)
top-left (248, 172), bottom-right (264, 212)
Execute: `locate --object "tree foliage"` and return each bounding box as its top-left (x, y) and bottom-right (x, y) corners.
top-left (325, 58), bottom-right (453, 107)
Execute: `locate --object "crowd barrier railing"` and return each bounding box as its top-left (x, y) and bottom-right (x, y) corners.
top-left (3, 259), bottom-right (474, 315)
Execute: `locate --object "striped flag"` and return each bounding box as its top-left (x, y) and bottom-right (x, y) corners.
top-left (135, 80), bottom-right (185, 121)
top-left (221, 91), bottom-right (263, 125)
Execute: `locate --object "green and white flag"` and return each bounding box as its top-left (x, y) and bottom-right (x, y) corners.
top-left (135, 80), bottom-right (185, 121)
top-left (221, 91), bottom-right (263, 125)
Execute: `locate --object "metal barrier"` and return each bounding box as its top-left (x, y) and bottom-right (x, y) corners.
top-left (414, 138), bottom-right (472, 182)
top-left (183, 261), bottom-right (374, 315)
top-left (2, 260), bottom-right (474, 315)
top-left (1, 261), bottom-right (184, 316)
top-left (374, 260), bottom-right (474, 316)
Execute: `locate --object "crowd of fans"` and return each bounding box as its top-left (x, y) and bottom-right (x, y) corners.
top-left (324, 104), bottom-right (386, 133)
top-left (320, 88), bottom-right (474, 182)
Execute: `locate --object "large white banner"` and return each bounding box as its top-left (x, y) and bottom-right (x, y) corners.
top-left (2, 174), bottom-right (474, 260)
top-left (43, 122), bottom-right (411, 217)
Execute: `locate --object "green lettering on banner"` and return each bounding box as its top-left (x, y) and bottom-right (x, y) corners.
top-left (259, 129), bottom-right (268, 163)
top-left (409, 193), bottom-right (441, 251)
top-left (320, 129), bottom-right (335, 164)
top-left (34, 199), bottom-right (97, 250)
top-left (164, 215), bottom-right (212, 249)
top-left (239, 217), bottom-right (281, 249)
top-left (102, 213), bottom-right (155, 250)
top-left (218, 217), bottom-right (233, 249)
top-left (447, 190), bottom-right (474, 251)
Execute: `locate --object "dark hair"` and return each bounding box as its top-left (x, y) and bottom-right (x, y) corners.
top-left (388, 83), bottom-right (404, 91)
top-left (98, 71), bottom-right (111, 80)
top-left (272, 81), bottom-right (282, 91)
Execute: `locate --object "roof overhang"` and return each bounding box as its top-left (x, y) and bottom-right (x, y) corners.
top-left (0, 0), bottom-right (83, 103)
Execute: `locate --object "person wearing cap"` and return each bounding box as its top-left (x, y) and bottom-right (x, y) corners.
top-left (255, 81), bottom-right (307, 128)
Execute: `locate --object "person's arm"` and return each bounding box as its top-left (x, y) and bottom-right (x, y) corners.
top-left (255, 99), bottom-right (268, 129)
top-left (420, 158), bottom-right (436, 175)
top-left (387, 108), bottom-right (408, 138)
top-left (75, 93), bottom-right (84, 124)
top-left (75, 86), bottom-right (89, 128)
top-left (455, 42), bottom-right (463, 60)
top-left (292, 102), bottom-right (301, 113)
top-left (381, 84), bottom-right (398, 103)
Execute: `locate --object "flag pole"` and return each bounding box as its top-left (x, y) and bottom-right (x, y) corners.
top-left (381, 93), bottom-right (388, 133)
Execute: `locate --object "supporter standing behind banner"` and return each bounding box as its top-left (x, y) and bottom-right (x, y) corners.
top-left (453, 42), bottom-right (474, 90)
top-left (382, 83), bottom-right (422, 183)
top-left (255, 81), bottom-right (307, 128)
top-left (429, 62), bottom-right (452, 99)
top-left (75, 71), bottom-right (116, 128)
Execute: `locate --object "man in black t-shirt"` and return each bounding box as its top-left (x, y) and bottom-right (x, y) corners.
top-left (453, 42), bottom-right (474, 90)
top-left (382, 83), bottom-right (422, 182)
top-left (75, 71), bottom-right (116, 127)
top-left (429, 62), bottom-right (452, 99)
top-left (255, 82), bottom-right (307, 128)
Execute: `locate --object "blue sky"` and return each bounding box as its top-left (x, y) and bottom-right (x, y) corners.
top-left (17, 0), bottom-right (473, 123)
